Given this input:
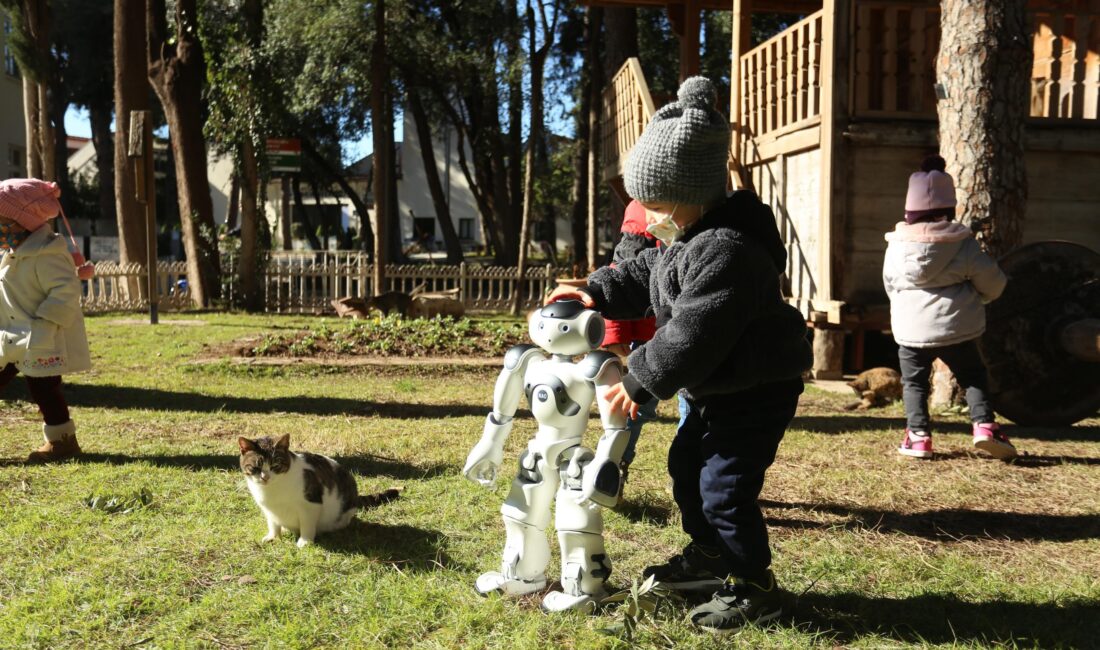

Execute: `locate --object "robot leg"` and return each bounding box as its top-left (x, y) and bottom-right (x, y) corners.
top-left (542, 446), bottom-right (612, 613)
top-left (476, 447), bottom-right (559, 597)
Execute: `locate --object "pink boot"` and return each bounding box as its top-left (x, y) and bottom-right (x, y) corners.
top-left (973, 423), bottom-right (1017, 460)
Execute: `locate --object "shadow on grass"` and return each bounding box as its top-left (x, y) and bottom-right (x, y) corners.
top-left (55, 452), bottom-right (453, 480)
top-left (4, 382), bottom-right (487, 419)
top-left (792, 414), bottom-right (1100, 442)
top-left (761, 499), bottom-right (1100, 542)
top-left (615, 495), bottom-right (675, 525)
top-left (317, 519), bottom-right (470, 572)
top-left (790, 591), bottom-right (1099, 648)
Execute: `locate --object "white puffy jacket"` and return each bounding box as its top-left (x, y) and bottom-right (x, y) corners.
top-left (882, 220), bottom-right (1007, 348)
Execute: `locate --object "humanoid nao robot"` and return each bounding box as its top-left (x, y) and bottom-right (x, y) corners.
top-left (462, 300), bottom-right (629, 612)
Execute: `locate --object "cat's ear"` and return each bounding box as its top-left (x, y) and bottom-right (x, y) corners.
top-left (274, 434), bottom-right (291, 451)
top-left (238, 437), bottom-right (257, 455)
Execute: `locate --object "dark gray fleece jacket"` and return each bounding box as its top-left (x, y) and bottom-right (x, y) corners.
top-left (583, 191), bottom-right (812, 402)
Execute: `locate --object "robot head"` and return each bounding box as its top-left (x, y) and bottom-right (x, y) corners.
top-left (529, 300), bottom-right (605, 356)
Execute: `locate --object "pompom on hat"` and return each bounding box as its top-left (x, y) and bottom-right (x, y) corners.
top-left (623, 76), bottom-right (730, 206)
top-left (0, 178), bottom-right (95, 279)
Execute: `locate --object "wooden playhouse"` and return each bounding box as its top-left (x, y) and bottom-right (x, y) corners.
top-left (593, 0), bottom-right (1100, 378)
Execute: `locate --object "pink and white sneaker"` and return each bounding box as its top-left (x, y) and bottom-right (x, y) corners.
top-left (973, 422), bottom-right (1017, 460)
top-left (898, 430), bottom-right (933, 458)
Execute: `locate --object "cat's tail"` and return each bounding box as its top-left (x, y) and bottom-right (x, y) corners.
top-left (359, 486), bottom-right (402, 510)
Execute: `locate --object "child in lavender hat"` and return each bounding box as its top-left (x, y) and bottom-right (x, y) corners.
top-left (883, 156), bottom-right (1016, 460)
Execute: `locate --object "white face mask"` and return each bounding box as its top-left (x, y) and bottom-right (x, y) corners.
top-left (644, 204), bottom-right (684, 246)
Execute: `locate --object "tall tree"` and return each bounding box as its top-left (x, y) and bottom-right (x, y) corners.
top-left (1, 0), bottom-right (52, 180)
top-left (407, 87), bottom-right (463, 263)
top-left (937, 0), bottom-right (1030, 257)
top-left (113, 0), bottom-right (148, 268)
top-left (515, 0), bottom-right (560, 312)
top-left (369, 0), bottom-right (389, 295)
top-left (59, 0), bottom-right (114, 230)
top-left (147, 0), bottom-right (221, 306)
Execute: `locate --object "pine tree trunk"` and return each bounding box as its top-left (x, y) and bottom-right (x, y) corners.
top-left (114, 0), bottom-right (148, 268)
top-left (936, 0), bottom-right (1030, 257)
top-left (370, 0), bottom-right (388, 296)
top-left (238, 138), bottom-right (261, 310)
top-left (408, 88), bottom-right (463, 264)
top-left (89, 103), bottom-right (116, 233)
top-left (22, 75), bottom-right (41, 178)
top-left (932, 0), bottom-right (1031, 409)
top-left (586, 7), bottom-right (603, 271)
top-left (148, 0), bottom-right (221, 307)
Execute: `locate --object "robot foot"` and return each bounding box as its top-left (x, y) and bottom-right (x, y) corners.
top-left (540, 589), bottom-right (606, 614)
top-left (475, 571), bottom-right (547, 597)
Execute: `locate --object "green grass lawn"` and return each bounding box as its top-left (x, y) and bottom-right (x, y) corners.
top-left (0, 312), bottom-right (1097, 649)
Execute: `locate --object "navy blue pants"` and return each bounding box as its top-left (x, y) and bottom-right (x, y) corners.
top-left (670, 378), bottom-right (802, 582)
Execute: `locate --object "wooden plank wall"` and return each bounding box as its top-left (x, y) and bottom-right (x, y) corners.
top-left (839, 125), bottom-right (1100, 307)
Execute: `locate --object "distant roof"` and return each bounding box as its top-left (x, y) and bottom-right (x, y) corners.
top-left (347, 142), bottom-right (403, 179)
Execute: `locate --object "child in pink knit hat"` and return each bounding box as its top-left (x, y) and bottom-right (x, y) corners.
top-left (883, 156), bottom-right (1014, 461)
top-left (0, 178), bottom-right (91, 462)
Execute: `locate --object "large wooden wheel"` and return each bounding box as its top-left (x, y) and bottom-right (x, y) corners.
top-left (979, 241), bottom-right (1100, 426)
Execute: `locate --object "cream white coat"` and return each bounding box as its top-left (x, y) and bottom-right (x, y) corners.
top-left (0, 226), bottom-right (90, 376)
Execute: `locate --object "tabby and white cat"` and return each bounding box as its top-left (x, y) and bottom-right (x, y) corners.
top-left (238, 434), bottom-right (397, 547)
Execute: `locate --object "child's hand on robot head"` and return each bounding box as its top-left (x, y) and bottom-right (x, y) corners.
top-left (545, 285), bottom-right (595, 308)
top-left (605, 382), bottom-right (640, 419)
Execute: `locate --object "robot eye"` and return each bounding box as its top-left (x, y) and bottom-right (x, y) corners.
top-left (559, 324), bottom-right (569, 332)
top-left (539, 322), bottom-right (545, 330)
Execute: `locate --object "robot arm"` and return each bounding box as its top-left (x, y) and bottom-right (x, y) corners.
top-left (576, 351), bottom-right (631, 507)
top-left (463, 344), bottom-right (545, 486)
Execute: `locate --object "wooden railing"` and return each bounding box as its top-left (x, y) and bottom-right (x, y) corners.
top-left (600, 58), bottom-right (656, 182)
top-left (1031, 5), bottom-right (1100, 120)
top-left (852, 0), bottom-right (1100, 121)
top-left (739, 11), bottom-right (824, 143)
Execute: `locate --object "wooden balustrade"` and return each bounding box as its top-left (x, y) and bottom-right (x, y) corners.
top-left (852, 0), bottom-right (940, 118)
top-left (851, 0), bottom-right (1100, 121)
top-left (1032, 3), bottom-right (1100, 120)
top-left (600, 58), bottom-right (656, 183)
top-left (739, 11), bottom-right (824, 144)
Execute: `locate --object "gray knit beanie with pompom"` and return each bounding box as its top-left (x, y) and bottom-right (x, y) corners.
top-left (623, 76), bottom-right (730, 206)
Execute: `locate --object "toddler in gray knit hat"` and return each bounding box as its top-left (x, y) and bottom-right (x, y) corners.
top-left (624, 76), bottom-right (730, 208)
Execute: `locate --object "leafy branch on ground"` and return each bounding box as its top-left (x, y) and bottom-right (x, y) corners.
top-left (243, 315), bottom-right (528, 358)
top-left (600, 576), bottom-right (683, 643)
top-left (83, 488), bottom-right (154, 514)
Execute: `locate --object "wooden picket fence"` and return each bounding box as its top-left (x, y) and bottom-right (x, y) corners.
top-left (80, 261), bottom-right (193, 313)
top-left (81, 253), bottom-right (564, 315)
top-left (252, 253), bottom-right (560, 314)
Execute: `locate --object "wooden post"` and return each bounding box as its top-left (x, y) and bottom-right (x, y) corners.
top-left (280, 177), bottom-right (292, 251)
top-left (817, 0), bottom-right (850, 312)
top-left (812, 327), bottom-right (844, 380)
top-left (679, 0), bottom-right (701, 82)
top-left (127, 110), bottom-right (158, 325)
top-left (731, 0), bottom-right (752, 188)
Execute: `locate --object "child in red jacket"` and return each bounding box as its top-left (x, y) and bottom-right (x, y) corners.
top-left (602, 201), bottom-right (659, 497)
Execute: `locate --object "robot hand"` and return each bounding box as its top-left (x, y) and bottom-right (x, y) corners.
top-left (577, 429), bottom-right (630, 509)
top-left (463, 413), bottom-right (513, 486)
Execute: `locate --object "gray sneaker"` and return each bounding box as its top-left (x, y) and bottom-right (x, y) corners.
top-left (641, 542), bottom-right (727, 592)
top-left (688, 570), bottom-right (784, 633)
